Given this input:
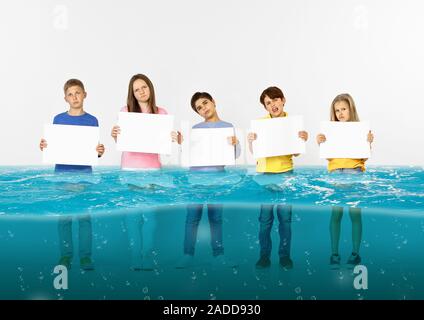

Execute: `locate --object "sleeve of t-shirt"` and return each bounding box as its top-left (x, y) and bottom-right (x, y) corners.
top-left (52, 114), bottom-right (61, 125)
top-left (157, 107), bottom-right (168, 115)
top-left (221, 122), bottom-right (241, 160)
top-left (230, 124), bottom-right (241, 159)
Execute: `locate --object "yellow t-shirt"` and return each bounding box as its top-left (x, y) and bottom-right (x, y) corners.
top-left (255, 113), bottom-right (294, 173)
top-left (328, 158), bottom-right (366, 172)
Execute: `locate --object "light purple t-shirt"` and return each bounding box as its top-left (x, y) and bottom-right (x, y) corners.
top-left (190, 120), bottom-right (241, 172)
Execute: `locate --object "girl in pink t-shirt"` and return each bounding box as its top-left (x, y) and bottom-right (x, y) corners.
top-left (111, 74), bottom-right (180, 170)
top-left (111, 74), bottom-right (181, 270)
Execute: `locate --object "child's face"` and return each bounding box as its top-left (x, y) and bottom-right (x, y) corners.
top-left (263, 95), bottom-right (285, 117)
top-left (194, 98), bottom-right (216, 120)
top-left (133, 79), bottom-right (150, 103)
top-left (64, 86), bottom-right (86, 109)
top-left (334, 101), bottom-right (351, 122)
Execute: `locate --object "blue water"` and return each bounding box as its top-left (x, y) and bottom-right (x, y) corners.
top-left (0, 166), bottom-right (423, 299)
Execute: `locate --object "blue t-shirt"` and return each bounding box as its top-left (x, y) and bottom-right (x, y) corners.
top-left (190, 120), bottom-right (241, 172)
top-left (53, 112), bottom-right (99, 173)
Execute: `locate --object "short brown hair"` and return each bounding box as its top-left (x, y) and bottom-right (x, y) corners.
top-left (64, 79), bottom-right (85, 94)
top-left (191, 92), bottom-right (213, 113)
top-left (260, 86), bottom-right (285, 106)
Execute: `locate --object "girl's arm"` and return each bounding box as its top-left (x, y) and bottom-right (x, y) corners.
top-left (363, 131), bottom-right (374, 161)
top-left (299, 131), bottom-right (308, 141)
top-left (111, 125), bottom-right (121, 143)
top-left (171, 131), bottom-right (183, 144)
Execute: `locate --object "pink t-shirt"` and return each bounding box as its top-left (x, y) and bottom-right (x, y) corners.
top-left (120, 106), bottom-right (168, 170)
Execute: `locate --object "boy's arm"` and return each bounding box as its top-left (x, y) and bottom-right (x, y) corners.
top-left (235, 138), bottom-right (241, 159)
top-left (226, 136), bottom-right (241, 159)
top-left (293, 131), bottom-right (308, 157)
top-left (39, 138), bottom-right (47, 151)
top-left (96, 144), bottom-right (105, 157)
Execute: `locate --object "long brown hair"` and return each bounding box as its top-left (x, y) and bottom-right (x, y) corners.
top-left (127, 74), bottom-right (158, 113)
top-left (330, 93), bottom-right (360, 122)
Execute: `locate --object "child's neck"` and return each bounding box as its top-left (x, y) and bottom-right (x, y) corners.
top-left (67, 108), bottom-right (85, 116)
top-left (205, 114), bottom-right (220, 123)
top-left (270, 111), bottom-right (285, 118)
top-left (138, 101), bottom-right (152, 113)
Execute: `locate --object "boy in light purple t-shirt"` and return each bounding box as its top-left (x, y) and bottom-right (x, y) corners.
top-left (176, 92), bottom-right (239, 269)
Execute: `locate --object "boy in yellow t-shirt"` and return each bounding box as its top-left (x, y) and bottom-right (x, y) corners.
top-left (247, 86), bottom-right (308, 269)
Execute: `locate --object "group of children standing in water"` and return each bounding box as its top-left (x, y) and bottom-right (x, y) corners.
top-left (39, 74), bottom-right (374, 271)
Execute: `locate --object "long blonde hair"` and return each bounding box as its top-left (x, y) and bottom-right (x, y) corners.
top-left (330, 93), bottom-right (360, 122)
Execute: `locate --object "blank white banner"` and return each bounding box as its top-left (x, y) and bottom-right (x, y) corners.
top-left (182, 127), bottom-right (236, 167)
top-left (116, 112), bottom-right (174, 154)
top-left (250, 116), bottom-right (305, 158)
top-left (319, 121), bottom-right (371, 159)
top-left (42, 124), bottom-right (99, 166)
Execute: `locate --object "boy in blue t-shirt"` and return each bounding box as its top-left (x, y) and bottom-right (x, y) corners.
top-left (39, 79), bottom-right (104, 270)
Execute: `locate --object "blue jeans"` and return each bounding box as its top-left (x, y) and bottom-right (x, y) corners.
top-left (258, 205), bottom-right (292, 259)
top-left (184, 204), bottom-right (223, 256)
top-left (58, 215), bottom-right (92, 258)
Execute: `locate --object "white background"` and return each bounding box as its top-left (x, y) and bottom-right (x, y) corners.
top-left (1, 0), bottom-right (423, 166)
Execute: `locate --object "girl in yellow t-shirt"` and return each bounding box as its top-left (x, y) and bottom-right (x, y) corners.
top-left (316, 93), bottom-right (374, 268)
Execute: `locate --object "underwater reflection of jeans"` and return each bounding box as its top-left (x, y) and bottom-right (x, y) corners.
top-left (258, 205), bottom-right (292, 259)
top-left (126, 211), bottom-right (156, 258)
top-left (58, 215), bottom-right (92, 258)
top-left (184, 204), bottom-right (224, 256)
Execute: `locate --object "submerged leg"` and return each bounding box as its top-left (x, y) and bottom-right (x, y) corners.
top-left (330, 206), bottom-right (344, 255)
top-left (58, 216), bottom-right (73, 259)
top-left (349, 207), bottom-right (363, 255)
top-left (183, 204), bottom-right (203, 256)
top-left (207, 204), bottom-right (224, 257)
top-left (276, 205), bottom-right (292, 259)
top-left (78, 214), bottom-right (92, 259)
top-left (258, 205), bottom-right (274, 259)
